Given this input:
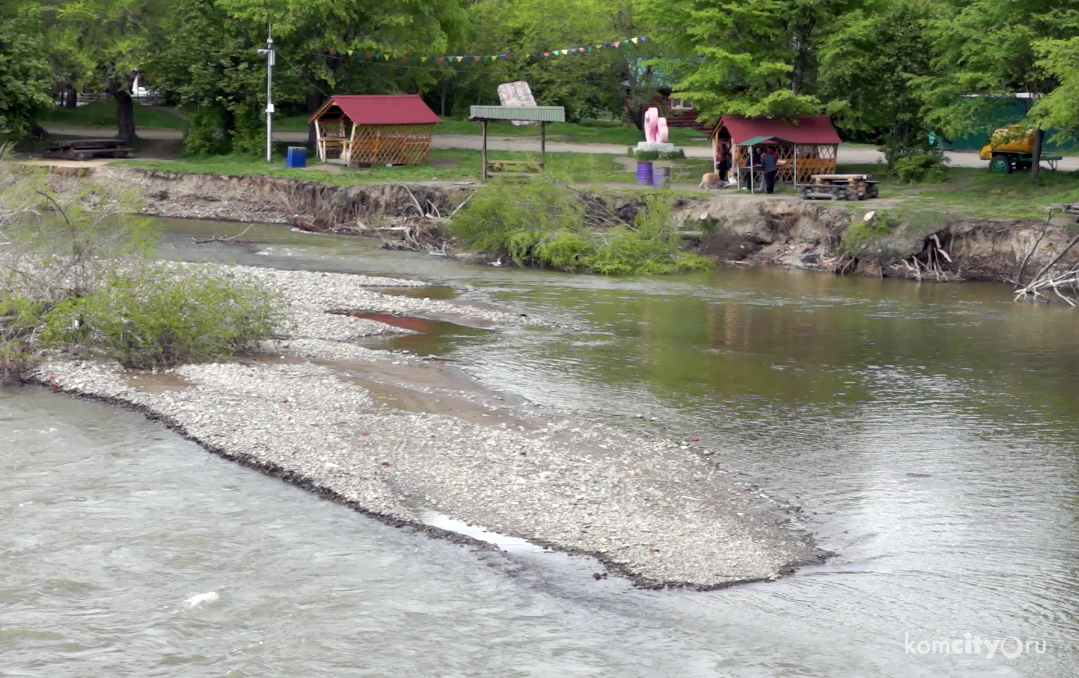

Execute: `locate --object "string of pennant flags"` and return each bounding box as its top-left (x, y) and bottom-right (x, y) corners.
top-left (328, 35), bottom-right (648, 64)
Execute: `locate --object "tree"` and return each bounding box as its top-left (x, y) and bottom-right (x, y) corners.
top-left (0, 13), bottom-right (53, 137)
top-left (917, 0), bottom-right (1077, 179)
top-left (46, 0), bottom-right (161, 142)
top-left (458, 0), bottom-right (637, 121)
top-left (1030, 35), bottom-right (1079, 144)
top-left (641, 0), bottom-right (854, 121)
top-left (819, 1), bottom-right (935, 167)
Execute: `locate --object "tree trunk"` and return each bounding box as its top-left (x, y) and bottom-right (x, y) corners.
top-left (1030, 128), bottom-right (1044, 181)
top-left (63, 81), bottom-right (78, 109)
top-left (106, 79), bottom-right (137, 142)
top-left (438, 80), bottom-right (448, 117)
top-left (306, 91), bottom-right (324, 148)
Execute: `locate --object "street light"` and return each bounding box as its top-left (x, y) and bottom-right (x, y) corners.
top-left (256, 28), bottom-right (275, 162)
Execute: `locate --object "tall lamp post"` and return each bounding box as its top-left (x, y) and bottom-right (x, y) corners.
top-left (256, 25), bottom-right (275, 162)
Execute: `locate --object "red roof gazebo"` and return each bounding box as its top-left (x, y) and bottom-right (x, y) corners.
top-left (710, 115), bottom-right (841, 185)
top-left (309, 95), bottom-right (440, 166)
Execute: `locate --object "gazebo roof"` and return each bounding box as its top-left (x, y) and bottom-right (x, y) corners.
top-left (714, 115), bottom-right (841, 145)
top-left (309, 95), bottom-right (440, 126)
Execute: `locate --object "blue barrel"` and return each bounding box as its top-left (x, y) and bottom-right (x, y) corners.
top-left (636, 161), bottom-right (653, 186)
top-left (286, 146), bottom-right (307, 168)
top-left (652, 165), bottom-right (670, 189)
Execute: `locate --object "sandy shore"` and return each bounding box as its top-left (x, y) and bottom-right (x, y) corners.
top-left (33, 263), bottom-right (823, 588)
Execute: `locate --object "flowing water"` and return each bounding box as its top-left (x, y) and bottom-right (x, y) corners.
top-left (3, 218), bottom-right (1078, 676)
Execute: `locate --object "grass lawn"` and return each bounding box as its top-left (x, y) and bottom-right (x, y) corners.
top-left (111, 146), bottom-right (714, 187)
top-left (37, 101), bottom-right (188, 130)
top-left (274, 114), bottom-right (710, 147)
top-left (836, 162), bottom-right (1079, 220)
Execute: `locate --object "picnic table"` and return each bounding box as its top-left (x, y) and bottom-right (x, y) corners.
top-left (798, 173), bottom-right (879, 201)
top-left (42, 139), bottom-right (133, 161)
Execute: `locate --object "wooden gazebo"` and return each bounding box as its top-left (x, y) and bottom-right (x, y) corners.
top-left (309, 95), bottom-right (440, 166)
top-left (711, 115), bottom-right (841, 187)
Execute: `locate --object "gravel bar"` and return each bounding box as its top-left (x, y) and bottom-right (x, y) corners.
top-left (33, 263), bottom-right (823, 589)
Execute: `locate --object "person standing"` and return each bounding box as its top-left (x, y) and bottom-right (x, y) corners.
top-left (760, 146), bottom-right (778, 194)
top-left (715, 140), bottom-right (730, 181)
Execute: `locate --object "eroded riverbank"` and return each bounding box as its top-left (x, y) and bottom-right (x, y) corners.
top-left (30, 262), bottom-right (822, 589)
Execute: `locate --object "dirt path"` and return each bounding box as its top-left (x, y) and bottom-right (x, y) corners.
top-left (39, 125), bottom-right (1079, 171)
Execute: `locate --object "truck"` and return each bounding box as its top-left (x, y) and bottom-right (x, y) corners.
top-left (978, 125), bottom-right (1063, 173)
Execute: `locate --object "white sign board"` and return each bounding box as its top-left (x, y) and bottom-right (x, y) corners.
top-left (497, 81), bottom-right (538, 126)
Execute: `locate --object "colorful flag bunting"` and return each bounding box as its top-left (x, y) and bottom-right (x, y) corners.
top-left (348, 36), bottom-right (647, 65)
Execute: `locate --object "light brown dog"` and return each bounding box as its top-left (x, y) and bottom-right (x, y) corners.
top-left (699, 172), bottom-right (721, 190)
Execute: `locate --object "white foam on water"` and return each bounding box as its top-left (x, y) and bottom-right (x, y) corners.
top-left (183, 591), bottom-right (220, 608)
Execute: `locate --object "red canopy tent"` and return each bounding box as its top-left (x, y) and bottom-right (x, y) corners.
top-left (309, 95), bottom-right (440, 166)
top-left (710, 115), bottom-right (842, 186)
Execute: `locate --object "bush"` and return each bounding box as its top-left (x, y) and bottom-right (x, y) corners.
top-left (841, 211), bottom-right (899, 254)
top-left (627, 148), bottom-right (687, 160)
top-left (449, 179), bottom-right (712, 275)
top-left (183, 110), bottom-right (228, 156)
top-left (41, 270), bottom-right (284, 369)
top-left (894, 152), bottom-right (947, 184)
top-left (230, 107), bottom-right (267, 157)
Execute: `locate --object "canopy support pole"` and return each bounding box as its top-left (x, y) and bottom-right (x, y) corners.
top-left (482, 120), bottom-right (488, 183)
top-left (540, 121), bottom-right (546, 172)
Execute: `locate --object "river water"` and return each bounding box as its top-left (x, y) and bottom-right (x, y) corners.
top-left (3, 218), bottom-right (1077, 676)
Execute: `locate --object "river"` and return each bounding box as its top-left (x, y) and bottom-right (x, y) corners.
top-left (3, 218), bottom-right (1077, 676)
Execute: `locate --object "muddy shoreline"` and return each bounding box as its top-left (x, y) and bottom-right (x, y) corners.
top-left (30, 262), bottom-right (825, 590)
top-left (49, 165), bottom-right (1079, 285)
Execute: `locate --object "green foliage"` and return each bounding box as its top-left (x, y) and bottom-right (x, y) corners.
top-left (0, 154), bottom-right (285, 377)
top-left (37, 100), bottom-right (189, 130)
top-left (449, 178), bottom-right (711, 275)
top-left (915, 0), bottom-right (1078, 176)
top-left (458, 0), bottom-right (640, 121)
top-left (449, 176), bottom-right (586, 254)
top-left (228, 107), bottom-right (266, 157)
top-left (42, 269), bottom-right (284, 368)
top-left (0, 13), bottom-right (53, 137)
top-left (1031, 36), bottom-right (1079, 144)
top-left (841, 212), bottom-right (896, 254)
top-left (894, 152), bottom-right (946, 184)
top-left (182, 109), bottom-right (228, 155)
top-left (642, 0), bottom-right (845, 120)
top-left (819, 1), bottom-right (934, 167)
top-left (628, 148), bottom-right (686, 160)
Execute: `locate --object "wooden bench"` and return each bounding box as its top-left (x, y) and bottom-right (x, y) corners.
top-left (486, 159), bottom-right (542, 175)
top-left (43, 139), bottom-right (133, 161)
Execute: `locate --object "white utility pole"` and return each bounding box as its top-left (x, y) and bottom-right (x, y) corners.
top-left (256, 23), bottom-right (275, 162)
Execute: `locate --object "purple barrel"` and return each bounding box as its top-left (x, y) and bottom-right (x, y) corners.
top-left (636, 161), bottom-right (653, 186)
top-left (652, 165), bottom-right (670, 189)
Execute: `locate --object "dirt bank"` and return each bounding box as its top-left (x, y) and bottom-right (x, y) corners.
top-left (675, 194), bottom-right (1079, 285)
top-left (48, 165), bottom-right (469, 230)
top-left (49, 166), bottom-right (1079, 286)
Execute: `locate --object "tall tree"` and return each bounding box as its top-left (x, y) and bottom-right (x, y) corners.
top-left (819, 1), bottom-right (935, 167)
top-left (642, 0), bottom-right (853, 120)
top-left (0, 12), bottom-right (53, 138)
top-left (47, 0), bottom-right (161, 142)
top-left (917, 0), bottom-right (1077, 179)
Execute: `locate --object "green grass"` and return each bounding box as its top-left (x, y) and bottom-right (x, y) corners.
top-left (275, 115), bottom-right (710, 146)
top-left (836, 162), bottom-right (1079, 220)
top-left (111, 147), bottom-right (713, 187)
top-left (38, 101), bottom-right (188, 130)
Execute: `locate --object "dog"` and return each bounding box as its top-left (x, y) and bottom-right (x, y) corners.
top-left (699, 172), bottom-right (722, 190)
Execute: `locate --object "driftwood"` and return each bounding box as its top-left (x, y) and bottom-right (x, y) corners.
top-left (193, 223), bottom-right (256, 244)
top-left (1014, 228), bottom-right (1079, 305)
